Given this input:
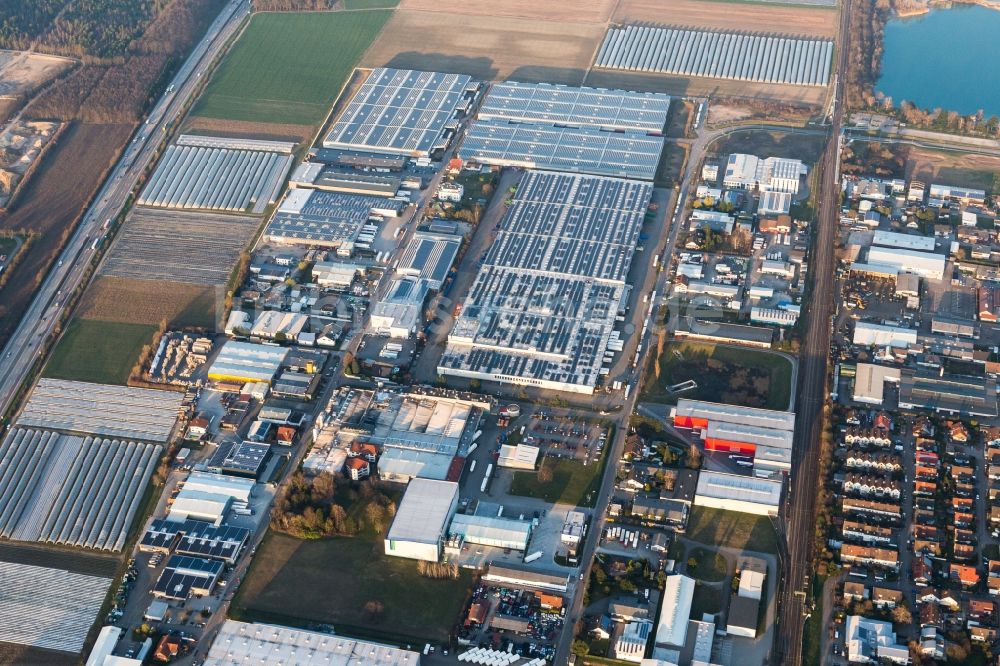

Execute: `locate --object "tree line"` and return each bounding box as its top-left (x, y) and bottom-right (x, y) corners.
top-left (251, 0), bottom-right (337, 10)
top-left (270, 472), bottom-right (398, 539)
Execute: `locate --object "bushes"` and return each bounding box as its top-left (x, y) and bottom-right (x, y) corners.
top-left (270, 472), bottom-right (398, 539)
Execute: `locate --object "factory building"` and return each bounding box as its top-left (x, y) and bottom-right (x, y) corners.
top-left (898, 368), bottom-right (998, 418)
top-left (654, 574), bottom-right (696, 651)
top-left (497, 443), bottom-right (540, 470)
top-left (482, 563), bottom-right (569, 593)
top-left (872, 230), bottom-right (936, 252)
top-left (758, 190), bottom-right (792, 215)
top-left (928, 183), bottom-right (986, 205)
top-left (368, 277), bottom-right (431, 339)
top-left (723, 154), bottom-right (807, 194)
top-left (852, 321), bottom-right (918, 349)
top-left (449, 513), bottom-right (532, 551)
top-left (207, 341), bottom-right (288, 384)
top-left (852, 363), bottom-right (902, 406)
top-left (384, 478), bottom-right (459, 562)
top-left (395, 231), bottom-right (461, 290)
top-left (675, 401), bottom-right (795, 477)
top-left (674, 399), bottom-right (795, 432)
top-left (694, 471), bottom-right (783, 516)
top-left (866, 246), bottom-right (946, 281)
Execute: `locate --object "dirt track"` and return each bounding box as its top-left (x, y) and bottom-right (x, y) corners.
top-left (614, 0), bottom-right (838, 38)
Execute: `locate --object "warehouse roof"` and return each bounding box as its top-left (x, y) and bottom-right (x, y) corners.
top-left (386, 478), bottom-right (459, 545)
top-left (656, 574), bottom-right (695, 648)
top-left (323, 68), bottom-right (472, 156)
top-left (377, 447), bottom-right (453, 482)
top-left (206, 440), bottom-right (270, 477)
top-left (706, 420), bottom-right (793, 450)
top-left (152, 555), bottom-right (223, 600)
top-left (853, 363), bottom-right (902, 405)
top-left (478, 81), bottom-right (670, 133)
top-left (695, 470), bottom-right (783, 507)
top-left (450, 513), bottom-right (532, 547)
top-left (872, 230), bottom-right (936, 252)
top-left (204, 620), bottom-right (421, 666)
top-left (483, 563), bottom-right (570, 591)
top-left (899, 368), bottom-right (998, 417)
top-left (207, 341), bottom-right (288, 384)
top-left (396, 231), bottom-right (460, 289)
top-left (675, 399), bottom-right (796, 432)
top-left (264, 189), bottom-right (404, 249)
top-left (183, 471), bottom-right (255, 501)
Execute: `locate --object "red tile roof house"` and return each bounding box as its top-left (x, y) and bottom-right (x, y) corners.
top-left (950, 563), bottom-right (981, 588)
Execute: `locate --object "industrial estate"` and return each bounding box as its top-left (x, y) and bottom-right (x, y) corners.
top-left (0, 0), bottom-right (998, 666)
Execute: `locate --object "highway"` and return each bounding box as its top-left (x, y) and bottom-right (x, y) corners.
top-left (0, 0), bottom-right (250, 420)
top-left (774, 0), bottom-right (852, 662)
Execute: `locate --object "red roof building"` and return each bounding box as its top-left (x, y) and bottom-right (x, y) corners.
top-left (345, 457), bottom-right (370, 481)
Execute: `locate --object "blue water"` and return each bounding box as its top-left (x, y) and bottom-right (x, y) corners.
top-left (877, 5), bottom-right (1000, 117)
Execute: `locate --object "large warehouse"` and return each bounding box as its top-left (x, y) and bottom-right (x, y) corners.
top-left (449, 513), bottom-right (532, 551)
top-left (460, 80), bottom-right (668, 181)
top-left (438, 170), bottom-right (652, 394)
top-left (395, 231), bottom-right (461, 290)
top-left (655, 574), bottom-right (696, 650)
top-left (263, 188), bottom-right (405, 251)
top-left (323, 67), bottom-right (474, 157)
top-left (384, 478), bottom-right (459, 562)
top-left (673, 399), bottom-right (796, 432)
top-left (898, 368), bottom-right (998, 418)
top-left (595, 25), bottom-right (834, 87)
top-left (694, 471), bottom-right (783, 516)
top-left (852, 321), bottom-right (918, 348)
top-left (207, 341), bottom-right (288, 384)
top-left (866, 245), bottom-right (946, 280)
top-left (723, 154), bottom-right (807, 194)
top-left (203, 620), bottom-right (421, 666)
top-left (0, 429), bottom-right (161, 551)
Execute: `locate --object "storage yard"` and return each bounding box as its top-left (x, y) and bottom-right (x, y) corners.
top-left (0, 428), bottom-right (161, 551)
top-left (17, 379), bottom-right (182, 443)
top-left (439, 170), bottom-right (652, 393)
top-left (137, 142), bottom-right (292, 213)
top-left (595, 26), bottom-right (834, 87)
top-left (0, 560), bottom-right (111, 653)
top-left (101, 208), bottom-right (260, 286)
top-left (322, 68), bottom-right (474, 157)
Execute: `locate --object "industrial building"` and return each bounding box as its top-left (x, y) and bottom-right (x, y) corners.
top-left (384, 478), bottom-right (459, 562)
top-left (674, 399), bottom-right (796, 431)
top-left (449, 513), bottom-right (532, 551)
top-left (482, 563), bottom-right (569, 593)
top-left (207, 341), bottom-right (288, 384)
top-left (169, 489), bottom-right (232, 525)
top-left (928, 183), bottom-right (986, 205)
top-left (313, 261), bottom-right (365, 289)
top-left (17, 379), bottom-right (181, 443)
top-left (497, 443), bottom-right (540, 470)
top-left (852, 321), bottom-right (918, 348)
top-left (898, 368), bottom-right (998, 418)
top-left (0, 560), bottom-right (111, 654)
top-left (0, 428), bottom-right (161, 551)
top-left (264, 188), bottom-right (405, 251)
top-left (866, 245), bottom-right (946, 280)
top-left (140, 519), bottom-right (250, 564)
top-left (723, 154), bottom-right (807, 194)
top-left (654, 574), bottom-right (696, 650)
top-left (152, 555), bottom-right (224, 600)
top-left (845, 615), bottom-right (910, 663)
top-left (289, 161), bottom-right (403, 197)
top-left (369, 277), bottom-right (431, 338)
top-left (595, 25), bottom-right (834, 86)
top-left (182, 471), bottom-right (255, 502)
top-left (139, 140), bottom-right (292, 214)
top-left (87, 626), bottom-right (142, 666)
top-left (206, 439), bottom-right (271, 477)
top-left (614, 621), bottom-right (652, 662)
top-left (323, 67), bottom-right (473, 157)
top-left (203, 620), bottom-right (422, 666)
top-left (694, 470), bottom-right (783, 516)
top-left (758, 190), bottom-right (792, 215)
top-left (250, 311), bottom-right (308, 341)
top-left (395, 231), bottom-right (461, 290)
top-left (852, 363), bottom-right (902, 405)
top-left (672, 316), bottom-right (774, 349)
top-left (872, 229), bottom-right (936, 252)
top-left (439, 170), bottom-right (652, 394)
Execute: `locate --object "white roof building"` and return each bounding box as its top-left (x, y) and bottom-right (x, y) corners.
top-left (723, 153), bottom-right (806, 194)
top-left (203, 620), bottom-right (422, 666)
top-left (183, 471), bottom-right (255, 503)
top-left (758, 190), bottom-right (792, 215)
top-left (866, 246), bottom-right (946, 281)
top-left (251, 311), bottom-right (308, 341)
top-left (852, 321), bottom-right (918, 349)
top-left (655, 575), bottom-right (696, 648)
top-left (168, 489), bottom-right (231, 525)
top-left (207, 341), bottom-right (288, 384)
top-left (86, 627), bottom-right (143, 666)
top-left (694, 471), bottom-right (782, 516)
top-left (674, 399), bottom-right (796, 432)
top-left (872, 230), bottom-right (935, 252)
top-left (384, 478), bottom-right (459, 562)
top-left (737, 558), bottom-right (767, 601)
top-left (497, 444), bottom-right (540, 470)
top-left (615, 621), bottom-right (653, 663)
top-left (853, 363), bottom-right (902, 405)
top-left (369, 277), bottom-right (430, 339)
top-left (449, 513), bottom-right (532, 551)
top-left (313, 261), bottom-right (364, 288)
top-left (845, 615), bottom-right (910, 664)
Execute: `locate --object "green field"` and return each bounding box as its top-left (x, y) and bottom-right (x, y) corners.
top-left (642, 341), bottom-right (793, 410)
top-left (232, 531), bottom-right (473, 643)
top-left (43, 319), bottom-right (156, 385)
top-left (509, 453), bottom-right (606, 508)
top-left (192, 11), bottom-right (391, 125)
top-left (685, 507), bottom-right (779, 555)
top-left (342, 0), bottom-right (399, 7)
top-left (687, 547), bottom-right (729, 582)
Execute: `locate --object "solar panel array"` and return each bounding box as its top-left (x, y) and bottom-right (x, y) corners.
top-left (595, 25), bottom-right (833, 87)
top-left (18, 379), bottom-right (182, 443)
top-left (139, 145), bottom-right (292, 213)
top-left (460, 120), bottom-right (663, 181)
top-left (478, 81), bottom-right (670, 132)
top-left (323, 68), bottom-right (472, 156)
top-left (396, 231), bottom-right (461, 289)
top-left (264, 189), bottom-right (405, 248)
top-left (0, 428), bottom-right (161, 551)
top-left (439, 171), bottom-right (652, 393)
top-left (153, 555), bottom-right (224, 600)
top-left (0, 560), bottom-right (111, 653)
top-left (141, 518), bottom-right (250, 563)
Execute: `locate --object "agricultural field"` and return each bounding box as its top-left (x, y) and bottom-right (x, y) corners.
top-left (232, 531), bottom-right (474, 644)
top-left (613, 0), bottom-right (838, 38)
top-left (192, 11), bottom-right (391, 127)
top-left (43, 318), bottom-right (157, 385)
top-left (77, 276), bottom-right (220, 329)
top-left (904, 146), bottom-right (1000, 195)
top-left (361, 11), bottom-right (603, 84)
top-left (641, 341), bottom-right (794, 410)
top-left (342, 0), bottom-right (399, 7)
top-left (0, 122), bottom-right (132, 346)
top-left (685, 506), bottom-right (779, 554)
top-left (397, 0), bottom-right (615, 23)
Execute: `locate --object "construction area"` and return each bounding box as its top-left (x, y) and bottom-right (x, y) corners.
top-left (101, 207), bottom-right (260, 286)
top-left (137, 135), bottom-right (293, 213)
top-left (439, 170), bottom-right (653, 394)
top-left (0, 428), bottom-right (161, 551)
top-left (17, 379), bottom-right (182, 443)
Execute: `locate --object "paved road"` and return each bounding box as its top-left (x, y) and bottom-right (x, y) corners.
top-left (774, 0), bottom-right (852, 662)
top-left (0, 0), bottom-right (250, 419)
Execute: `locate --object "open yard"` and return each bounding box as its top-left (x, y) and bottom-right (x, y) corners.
top-left (43, 318), bottom-right (156, 385)
top-left (685, 506), bottom-right (779, 554)
top-left (904, 146), bottom-right (1000, 195)
top-left (361, 10), bottom-right (603, 84)
top-left (614, 0), bottom-right (838, 38)
top-left (642, 341), bottom-right (793, 410)
top-left (0, 122), bottom-right (132, 345)
top-left (78, 276), bottom-right (219, 329)
top-left (0, 51), bottom-right (75, 100)
top-left (397, 0), bottom-right (615, 23)
top-left (714, 129), bottom-right (827, 166)
top-left (192, 11), bottom-right (391, 126)
top-left (509, 453), bottom-right (606, 508)
top-left (232, 531), bottom-right (474, 644)
top-left (687, 546), bottom-right (729, 582)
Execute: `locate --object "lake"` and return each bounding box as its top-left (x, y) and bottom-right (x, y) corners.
top-left (877, 4), bottom-right (1000, 117)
